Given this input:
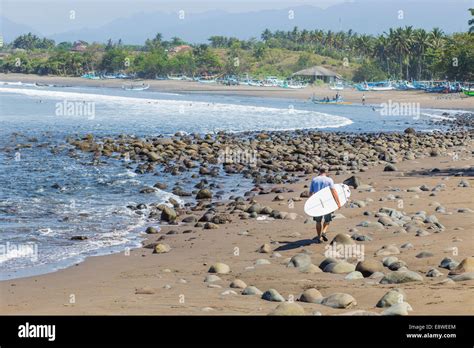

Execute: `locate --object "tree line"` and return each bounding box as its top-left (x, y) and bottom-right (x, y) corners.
top-left (1, 9), bottom-right (473, 82)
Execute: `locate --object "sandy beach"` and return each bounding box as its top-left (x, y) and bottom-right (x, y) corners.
top-left (1, 127), bottom-right (473, 315)
top-left (1, 73), bottom-right (473, 110)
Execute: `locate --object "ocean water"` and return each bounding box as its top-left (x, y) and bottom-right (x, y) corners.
top-left (0, 83), bottom-right (465, 279)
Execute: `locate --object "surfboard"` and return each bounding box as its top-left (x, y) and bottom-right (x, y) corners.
top-left (304, 183), bottom-right (351, 217)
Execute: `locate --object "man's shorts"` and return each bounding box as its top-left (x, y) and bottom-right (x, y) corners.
top-left (313, 213), bottom-right (333, 223)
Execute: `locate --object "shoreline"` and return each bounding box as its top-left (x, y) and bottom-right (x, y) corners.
top-left (1, 128), bottom-right (473, 315)
top-left (2, 73), bottom-right (474, 110)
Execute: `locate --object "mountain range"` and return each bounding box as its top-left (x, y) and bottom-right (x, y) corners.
top-left (1, 0), bottom-right (471, 44)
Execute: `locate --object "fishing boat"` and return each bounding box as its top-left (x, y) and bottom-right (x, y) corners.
top-left (311, 95), bottom-right (350, 105)
top-left (262, 76), bottom-right (283, 87)
top-left (369, 81), bottom-right (395, 91)
top-left (280, 80), bottom-right (308, 89)
top-left (102, 74), bottom-right (118, 79)
top-left (313, 99), bottom-right (351, 105)
top-left (81, 73), bottom-right (100, 80)
top-left (197, 78), bottom-right (217, 84)
top-left (424, 83), bottom-right (448, 93)
top-left (355, 82), bottom-right (370, 91)
top-left (248, 80), bottom-right (263, 87)
top-left (329, 81), bottom-right (344, 90)
top-left (167, 74), bottom-right (188, 80)
top-left (221, 77), bottom-right (239, 86)
top-left (395, 81), bottom-right (416, 90)
top-left (355, 80), bottom-right (395, 91)
top-left (462, 87), bottom-right (474, 96)
top-left (122, 83), bottom-right (150, 91)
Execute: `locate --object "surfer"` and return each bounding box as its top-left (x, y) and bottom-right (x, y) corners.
top-left (309, 168), bottom-right (341, 244)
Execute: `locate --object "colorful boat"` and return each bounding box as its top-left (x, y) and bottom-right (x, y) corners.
top-left (355, 80), bottom-right (395, 91)
top-left (81, 73), bottom-right (100, 80)
top-left (312, 96), bottom-right (351, 105)
top-left (280, 80), bottom-right (308, 89)
top-left (462, 87), bottom-right (474, 96)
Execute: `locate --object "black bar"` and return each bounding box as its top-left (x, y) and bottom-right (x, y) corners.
top-left (0, 315), bottom-right (472, 346)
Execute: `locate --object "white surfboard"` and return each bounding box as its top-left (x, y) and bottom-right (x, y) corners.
top-left (304, 183), bottom-right (351, 217)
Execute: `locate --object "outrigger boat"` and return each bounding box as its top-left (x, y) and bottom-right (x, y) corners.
top-left (355, 80), bottom-right (395, 91)
top-left (81, 73), bottom-right (100, 80)
top-left (167, 74), bottom-right (189, 80)
top-left (462, 87), bottom-right (474, 96)
top-left (280, 80), bottom-right (308, 89)
top-left (197, 78), bottom-right (216, 84)
top-left (329, 81), bottom-right (345, 90)
top-left (122, 83), bottom-right (150, 91)
top-left (311, 95), bottom-right (351, 105)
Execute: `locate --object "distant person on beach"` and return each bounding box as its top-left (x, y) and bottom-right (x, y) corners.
top-left (362, 94), bottom-right (366, 105)
top-left (309, 168), bottom-right (341, 244)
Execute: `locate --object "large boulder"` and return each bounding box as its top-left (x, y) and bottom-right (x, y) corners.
top-left (330, 233), bottom-right (355, 245)
top-left (196, 189), bottom-right (213, 200)
top-left (324, 261), bottom-right (355, 274)
top-left (262, 289), bottom-right (285, 302)
top-left (343, 176), bottom-right (361, 189)
top-left (153, 243), bottom-right (171, 254)
top-left (269, 303), bottom-right (305, 316)
top-left (208, 262), bottom-right (230, 274)
top-left (375, 245), bottom-right (400, 256)
top-left (382, 302), bottom-right (413, 316)
top-left (298, 288), bottom-right (323, 303)
top-left (356, 259), bottom-right (384, 277)
top-left (287, 253), bottom-right (312, 269)
top-left (449, 257), bottom-right (474, 275)
top-left (380, 270), bottom-right (423, 284)
top-left (376, 289), bottom-right (407, 308)
top-left (161, 206), bottom-right (177, 222)
top-left (320, 293), bottom-right (357, 309)
top-left (229, 279), bottom-right (247, 289)
top-left (242, 286), bottom-right (263, 296)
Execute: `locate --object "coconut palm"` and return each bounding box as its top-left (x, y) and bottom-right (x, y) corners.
top-left (413, 29), bottom-right (431, 79)
top-left (469, 8), bottom-right (474, 33)
top-left (387, 27), bottom-right (413, 79)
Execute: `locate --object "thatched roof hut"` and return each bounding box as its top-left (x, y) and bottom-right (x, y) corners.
top-left (292, 66), bottom-right (341, 83)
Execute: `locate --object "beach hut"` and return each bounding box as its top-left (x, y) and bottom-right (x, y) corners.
top-left (71, 41), bottom-right (88, 52)
top-left (292, 66), bottom-right (341, 83)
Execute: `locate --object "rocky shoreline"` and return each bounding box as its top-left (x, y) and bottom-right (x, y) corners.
top-left (65, 124), bottom-right (472, 231)
top-left (2, 120), bottom-right (474, 314)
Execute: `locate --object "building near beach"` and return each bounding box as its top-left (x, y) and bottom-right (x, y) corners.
top-left (168, 45), bottom-right (192, 55)
top-left (292, 66), bottom-right (341, 83)
top-left (71, 41), bottom-right (88, 52)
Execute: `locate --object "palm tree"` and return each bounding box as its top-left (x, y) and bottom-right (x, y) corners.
top-left (374, 35), bottom-right (391, 75)
top-left (429, 27), bottom-right (445, 50)
top-left (356, 34), bottom-right (373, 57)
top-left (468, 8), bottom-right (474, 33)
top-left (261, 29), bottom-right (272, 42)
top-left (413, 29), bottom-right (431, 79)
top-left (387, 27), bottom-right (413, 79)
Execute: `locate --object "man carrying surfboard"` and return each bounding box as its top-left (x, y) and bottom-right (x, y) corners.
top-left (309, 168), bottom-right (341, 244)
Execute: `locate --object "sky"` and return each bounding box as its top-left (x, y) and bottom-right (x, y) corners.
top-left (2, 0), bottom-right (347, 35)
top-left (1, 0), bottom-right (471, 42)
